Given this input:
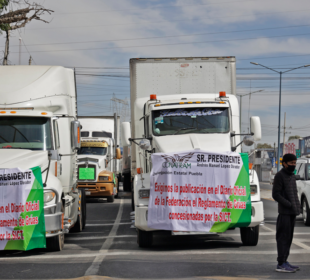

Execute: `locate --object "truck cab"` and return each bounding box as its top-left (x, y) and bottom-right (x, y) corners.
top-left (0, 66), bottom-right (86, 251)
top-left (122, 57), bottom-right (264, 247)
top-left (77, 130), bottom-right (121, 202)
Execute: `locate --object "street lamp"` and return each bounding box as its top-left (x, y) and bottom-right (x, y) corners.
top-left (250, 62), bottom-right (310, 171)
top-left (237, 89), bottom-right (264, 132)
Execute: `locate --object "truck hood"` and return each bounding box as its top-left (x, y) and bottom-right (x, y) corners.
top-left (77, 155), bottom-right (106, 169)
top-left (0, 149), bottom-right (48, 170)
top-left (153, 133), bottom-right (231, 153)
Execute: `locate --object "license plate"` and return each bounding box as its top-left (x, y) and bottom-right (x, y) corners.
top-left (85, 191), bottom-right (91, 195)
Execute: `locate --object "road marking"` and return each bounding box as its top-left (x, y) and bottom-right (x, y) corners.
top-left (66, 235), bottom-right (136, 241)
top-left (85, 222), bottom-right (131, 226)
top-left (84, 199), bottom-right (124, 276)
top-left (3, 248), bottom-right (310, 261)
top-left (263, 224), bottom-right (310, 250)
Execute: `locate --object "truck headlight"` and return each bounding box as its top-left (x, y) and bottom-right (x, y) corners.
top-left (139, 189), bottom-right (150, 199)
top-left (250, 185), bottom-right (257, 195)
top-left (44, 191), bottom-right (56, 203)
top-left (99, 176), bottom-right (111, 181)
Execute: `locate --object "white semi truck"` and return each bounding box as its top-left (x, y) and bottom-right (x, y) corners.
top-left (77, 116), bottom-right (122, 202)
top-left (0, 66), bottom-right (86, 251)
top-left (122, 57), bottom-right (264, 247)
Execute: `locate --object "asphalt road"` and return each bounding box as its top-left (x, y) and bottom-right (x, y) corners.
top-left (1, 182), bottom-right (310, 280)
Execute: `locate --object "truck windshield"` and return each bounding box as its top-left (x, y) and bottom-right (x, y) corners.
top-left (78, 147), bottom-right (107, 156)
top-left (152, 107), bottom-right (229, 136)
top-left (0, 117), bottom-right (52, 150)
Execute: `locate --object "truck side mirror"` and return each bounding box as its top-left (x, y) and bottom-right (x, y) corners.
top-left (250, 116), bottom-right (261, 141)
top-left (139, 139), bottom-right (151, 150)
top-left (71, 120), bottom-right (81, 150)
top-left (243, 135), bottom-right (254, 146)
top-left (121, 122), bottom-right (131, 146)
top-left (116, 148), bottom-right (122, 159)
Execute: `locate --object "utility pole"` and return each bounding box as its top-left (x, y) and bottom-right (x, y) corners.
top-left (29, 56), bottom-right (32, 65)
top-left (19, 37), bottom-right (22, 65)
top-left (283, 112), bottom-right (286, 156)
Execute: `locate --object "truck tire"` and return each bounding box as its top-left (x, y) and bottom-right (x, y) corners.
top-left (46, 204), bottom-right (65, 251)
top-left (240, 225), bottom-right (259, 246)
top-left (123, 173), bottom-right (131, 192)
top-left (81, 189), bottom-right (87, 229)
top-left (302, 198), bottom-right (310, 226)
top-left (107, 195), bottom-right (114, 203)
top-left (71, 189), bottom-right (85, 232)
top-left (137, 229), bottom-right (153, 248)
top-left (131, 190), bottom-right (135, 211)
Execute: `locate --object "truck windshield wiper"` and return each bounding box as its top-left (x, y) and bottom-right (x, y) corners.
top-left (173, 127), bottom-right (196, 135)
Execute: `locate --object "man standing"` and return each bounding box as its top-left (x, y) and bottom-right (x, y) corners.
top-left (272, 153), bottom-right (301, 273)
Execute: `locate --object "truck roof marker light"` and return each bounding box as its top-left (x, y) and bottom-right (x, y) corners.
top-left (150, 94), bottom-right (157, 100)
top-left (155, 104), bottom-right (161, 107)
top-left (219, 101), bottom-right (225, 104)
top-left (137, 168), bottom-right (143, 174)
top-left (219, 91), bottom-right (226, 97)
top-left (188, 101), bottom-right (193, 104)
top-left (0, 111), bottom-right (6, 114)
top-left (10, 111), bottom-right (16, 114)
top-left (196, 101), bottom-right (201, 104)
top-left (179, 102), bottom-right (185, 104)
top-left (41, 112), bottom-right (47, 115)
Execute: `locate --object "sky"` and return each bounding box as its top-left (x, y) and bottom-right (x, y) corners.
top-left (1, 0), bottom-right (310, 148)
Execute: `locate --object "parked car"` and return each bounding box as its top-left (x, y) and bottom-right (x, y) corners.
top-left (295, 157), bottom-right (310, 225)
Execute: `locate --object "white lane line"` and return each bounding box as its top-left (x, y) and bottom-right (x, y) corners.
top-left (66, 235), bottom-right (136, 241)
top-left (84, 199), bottom-right (124, 276)
top-left (263, 224), bottom-right (310, 250)
top-left (85, 222), bottom-right (131, 226)
top-left (3, 248), bottom-right (310, 261)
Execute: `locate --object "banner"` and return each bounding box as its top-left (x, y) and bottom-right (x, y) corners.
top-left (148, 150), bottom-right (251, 232)
top-left (0, 167), bottom-right (46, 250)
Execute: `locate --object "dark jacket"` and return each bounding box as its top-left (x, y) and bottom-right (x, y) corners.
top-left (272, 167), bottom-right (301, 215)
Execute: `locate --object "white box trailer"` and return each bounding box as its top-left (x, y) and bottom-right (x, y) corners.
top-left (122, 57), bottom-right (264, 247)
top-left (0, 66), bottom-right (86, 251)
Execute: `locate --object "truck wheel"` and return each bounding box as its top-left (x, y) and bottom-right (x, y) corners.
top-left (81, 189), bottom-right (86, 229)
top-left (240, 225), bottom-right (259, 246)
top-left (123, 174), bottom-right (131, 192)
top-left (46, 204), bottom-right (65, 251)
top-left (137, 229), bottom-right (153, 248)
top-left (71, 190), bottom-right (85, 232)
top-left (131, 189), bottom-right (135, 211)
top-left (107, 195), bottom-right (114, 203)
top-left (302, 198), bottom-right (310, 226)
top-left (46, 233), bottom-right (65, 251)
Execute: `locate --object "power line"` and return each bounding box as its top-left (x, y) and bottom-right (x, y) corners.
top-left (10, 32), bottom-right (310, 54)
top-left (6, 23), bottom-right (310, 48)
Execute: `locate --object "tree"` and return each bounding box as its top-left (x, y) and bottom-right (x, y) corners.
top-left (257, 143), bottom-right (272, 149)
top-left (0, 0), bottom-right (53, 65)
top-left (288, 135), bottom-right (302, 141)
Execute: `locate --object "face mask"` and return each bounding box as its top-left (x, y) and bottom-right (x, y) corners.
top-left (286, 165), bottom-right (296, 173)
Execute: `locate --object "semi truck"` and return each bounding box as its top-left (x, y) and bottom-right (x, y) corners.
top-left (122, 57), bottom-right (264, 247)
top-left (0, 65), bottom-right (86, 251)
top-left (77, 116), bottom-right (122, 202)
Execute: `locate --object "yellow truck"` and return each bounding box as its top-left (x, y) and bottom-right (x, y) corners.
top-left (77, 116), bottom-right (121, 202)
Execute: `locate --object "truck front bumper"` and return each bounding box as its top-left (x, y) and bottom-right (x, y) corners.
top-left (78, 182), bottom-right (115, 197)
top-left (135, 200), bottom-right (264, 232)
top-left (249, 200), bottom-right (264, 227)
